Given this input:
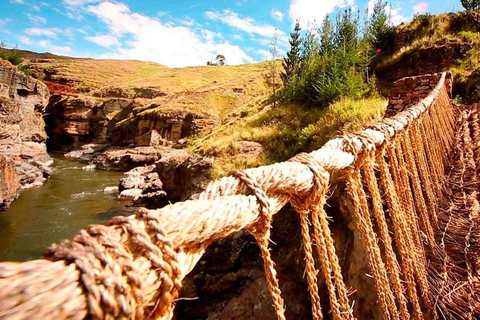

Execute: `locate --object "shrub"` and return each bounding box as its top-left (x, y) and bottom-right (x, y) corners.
top-left (461, 0), bottom-right (480, 10)
top-left (0, 42), bottom-right (23, 66)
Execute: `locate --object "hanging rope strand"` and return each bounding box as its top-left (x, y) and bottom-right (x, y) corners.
top-left (363, 154), bottom-right (410, 320)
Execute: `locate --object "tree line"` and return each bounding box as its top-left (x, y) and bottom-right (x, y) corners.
top-left (277, 0), bottom-right (480, 109)
top-left (278, 0), bottom-right (394, 108)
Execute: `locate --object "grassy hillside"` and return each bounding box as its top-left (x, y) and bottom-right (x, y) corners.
top-left (21, 53), bottom-right (273, 120)
top-left (376, 10), bottom-right (480, 93)
top-left (191, 97), bottom-right (387, 178)
top-left (24, 56), bottom-right (268, 94)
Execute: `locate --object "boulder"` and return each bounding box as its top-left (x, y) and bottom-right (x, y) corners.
top-left (103, 186), bottom-right (119, 194)
top-left (155, 149), bottom-right (213, 201)
top-left (236, 141), bottom-right (264, 158)
top-left (118, 164), bottom-right (165, 204)
top-left (94, 146), bottom-right (165, 171)
top-left (118, 188), bottom-right (144, 201)
top-left (65, 143), bottom-right (109, 162)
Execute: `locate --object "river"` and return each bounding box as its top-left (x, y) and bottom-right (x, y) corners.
top-left (0, 154), bottom-right (125, 262)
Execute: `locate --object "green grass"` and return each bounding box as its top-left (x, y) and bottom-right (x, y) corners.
top-left (192, 97), bottom-right (387, 178)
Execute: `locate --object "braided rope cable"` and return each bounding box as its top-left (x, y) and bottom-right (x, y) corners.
top-left (410, 123), bottom-right (439, 227)
top-left (44, 209), bottom-right (181, 320)
top-left (343, 134), bottom-right (399, 320)
top-left (376, 144), bottom-right (424, 320)
top-left (362, 151), bottom-right (410, 320)
top-left (289, 153), bottom-right (354, 320)
top-left (346, 167), bottom-right (398, 320)
top-left (231, 170), bottom-right (286, 320)
top-left (389, 140), bottom-right (432, 306)
top-left (401, 130), bottom-right (436, 248)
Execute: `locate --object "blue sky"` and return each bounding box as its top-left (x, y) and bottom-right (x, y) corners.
top-left (0, 0), bottom-right (462, 67)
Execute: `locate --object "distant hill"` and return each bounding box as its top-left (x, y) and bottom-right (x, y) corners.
top-left (15, 49), bottom-right (78, 61)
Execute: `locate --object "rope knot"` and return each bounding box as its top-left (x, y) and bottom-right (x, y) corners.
top-left (45, 209), bottom-right (181, 320)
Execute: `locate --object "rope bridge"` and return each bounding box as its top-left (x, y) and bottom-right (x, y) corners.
top-left (0, 72), bottom-right (476, 319)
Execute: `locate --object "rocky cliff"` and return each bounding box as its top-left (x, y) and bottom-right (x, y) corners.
top-left (0, 60), bottom-right (52, 210)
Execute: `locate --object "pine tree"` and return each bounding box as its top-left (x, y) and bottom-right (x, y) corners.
top-left (267, 30), bottom-right (279, 107)
top-left (319, 15), bottom-right (334, 55)
top-left (366, 0), bottom-right (394, 52)
top-left (461, 0), bottom-right (480, 10)
top-left (281, 20), bottom-right (301, 85)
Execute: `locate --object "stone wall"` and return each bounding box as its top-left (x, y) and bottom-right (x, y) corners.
top-left (386, 71), bottom-right (452, 117)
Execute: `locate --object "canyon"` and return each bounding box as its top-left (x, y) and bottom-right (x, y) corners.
top-left (0, 54), bottom-right (271, 210)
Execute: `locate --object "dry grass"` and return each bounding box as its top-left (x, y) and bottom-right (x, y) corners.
top-left (192, 97), bottom-right (387, 178)
top-left (29, 58), bottom-right (270, 94)
top-left (26, 57), bottom-right (275, 122)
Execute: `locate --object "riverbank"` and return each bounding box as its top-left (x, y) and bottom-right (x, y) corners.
top-left (0, 154), bottom-right (128, 261)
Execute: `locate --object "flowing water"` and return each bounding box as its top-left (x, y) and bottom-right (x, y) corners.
top-left (0, 154), bottom-right (125, 262)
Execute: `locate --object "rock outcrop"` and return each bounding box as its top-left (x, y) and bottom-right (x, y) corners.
top-left (465, 68), bottom-right (480, 104)
top-left (45, 95), bottom-right (133, 150)
top-left (0, 60), bottom-right (52, 210)
top-left (0, 155), bottom-right (20, 211)
top-left (109, 111), bottom-right (213, 146)
top-left (156, 149), bottom-right (213, 201)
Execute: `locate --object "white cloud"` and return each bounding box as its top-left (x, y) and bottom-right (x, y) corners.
top-left (289, 0), bottom-right (354, 29)
top-left (367, 0), bottom-right (375, 13)
top-left (179, 17), bottom-right (195, 26)
top-left (25, 13), bottom-right (47, 24)
top-left (10, 0), bottom-right (24, 4)
top-left (367, 0), bottom-right (408, 26)
top-left (414, 2), bottom-right (428, 14)
top-left (38, 40), bottom-right (72, 53)
top-left (19, 36), bottom-right (32, 45)
top-left (86, 2), bottom-right (254, 67)
top-left (201, 30), bottom-right (222, 42)
top-left (389, 6), bottom-right (408, 25)
top-left (24, 28), bottom-right (58, 38)
top-left (205, 10), bottom-right (283, 39)
top-left (258, 49), bottom-right (271, 60)
top-left (271, 10), bottom-right (284, 21)
top-left (86, 34), bottom-right (120, 47)
top-left (62, 0), bottom-right (100, 6)
top-left (233, 34), bottom-right (244, 41)
top-left (0, 18), bottom-right (12, 26)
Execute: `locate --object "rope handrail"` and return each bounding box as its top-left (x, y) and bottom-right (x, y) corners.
top-left (0, 72), bottom-right (451, 320)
